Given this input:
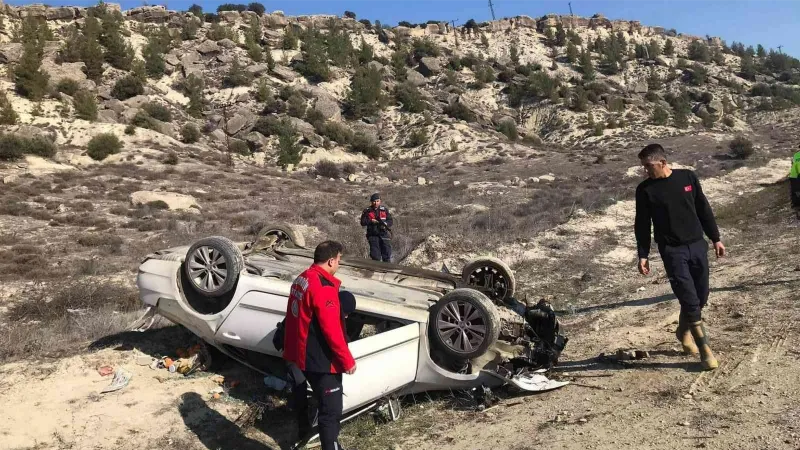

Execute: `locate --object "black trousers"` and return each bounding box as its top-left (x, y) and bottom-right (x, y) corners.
top-left (791, 177), bottom-right (800, 209)
top-left (658, 239), bottom-right (710, 323)
top-left (292, 372), bottom-right (343, 450)
top-left (367, 235), bottom-right (391, 262)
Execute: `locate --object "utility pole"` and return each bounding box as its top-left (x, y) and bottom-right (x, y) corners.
top-left (777, 45), bottom-right (783, 54)
top-left (488, 0), bottom-right (496, 21)
top-left (451, 19), bottom-right (459, 47)
top-left (568, 2), bottom-right (574, 28)
top-left (568, 2), bottom-right (573, 16)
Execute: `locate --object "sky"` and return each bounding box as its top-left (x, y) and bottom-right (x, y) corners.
top-left (7, 0), bottom-right (800, 57)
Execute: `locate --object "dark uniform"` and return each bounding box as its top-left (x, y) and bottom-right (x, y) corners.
top-left (790, 150), bottom-right (800, 215)
top-left (635, 169), bottom-right (720, 324)
top-left (282, 265), bottom-right (355, 450)
top-left (360, 194), bottom-right (393, 262)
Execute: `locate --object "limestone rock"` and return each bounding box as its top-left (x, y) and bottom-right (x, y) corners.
top-left (219, 11), bottom-right (240, 23)
top-left (246, 63), bottom-right (270, 76)
top-left (97, 109), bottom-right (118, 123)
top-left (245, 131), bottom-right (268, 150)
top-left (46, 6), bottom-right (76, 20)
top-left (41, 61), bottom-right (87, 84)
top-left (181, 51), bottom-right (200, 67)
top-left (707, 98), bottom-right (724, 115)
top-left (632, 80), bottom-right (648, 94)
top-left (314, 97), bottom-right (341, 121)
top-left (226, 112), bottom-right (254, 135)
top-left (272, 65), bottom-right (298, 82)
top-left (406, 69), bottom-right (426, 86)
top-left (196, 40), bottom-right (221, 55)
top-left (218, 38), bottom-right (237, 49)
top-left (418, 57), bottom-right (443, 77)
top-left (417, 176), bottom-right (427, 185)
top-left (0, 43), bottom-right (23, 64)
top-left (130, 191), bottom-right (199, 211)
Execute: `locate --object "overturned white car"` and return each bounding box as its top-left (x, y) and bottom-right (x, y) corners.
top-left (135, 225), bottom-right (568, 417)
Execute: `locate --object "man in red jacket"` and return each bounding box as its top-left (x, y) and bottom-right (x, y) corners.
top-left (283, 240), bottom-right (356, 450)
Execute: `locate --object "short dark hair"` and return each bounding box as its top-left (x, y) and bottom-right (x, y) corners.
top-left (638, 143), bottom-right (667, 161)
top-left (314, 240), bottom-right (344, 264)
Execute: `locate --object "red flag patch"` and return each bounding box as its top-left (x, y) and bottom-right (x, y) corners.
top-left (684, 185), bottom-right (693, 192)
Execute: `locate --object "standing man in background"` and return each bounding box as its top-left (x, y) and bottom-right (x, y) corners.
top-left (634, 144), bottom-right (725, 371)
top-left (283, 241), bottom-right (356, 450)
top-left (790, 146), bottom-right (800, 219)
top-left (360, 193), bottom-right (393, 263)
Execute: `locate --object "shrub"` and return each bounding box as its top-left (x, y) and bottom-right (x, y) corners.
top-left (315, 160), bottom-right (340, 178)
top-left (750, 83), bottom-right (772, 97)
top-left (181, 19), bottom-right (199, 40)
top-left (223, 58), bottom-right (253, 87)
top-left (230, 140), bottom-right (251, 155)
top-left (181, 123), bottom-right (200, 143)
top-left (12, 17), bottom-right (50, 101)
top-left (207, 23), bottom-right (236, 41)
top-left (645, 91), bottom-right (660, 103)
top-left (277, 127), bottom-right (302, 167)
top-left (111, 75), bottom-right (144, 100)
top-left (319, 122), bottom-right (354, 145)
top-left (73, 91), bottom-right (98, 121)
top-left (593, 122), bottom-right (605, 136)
top-left (188, 4), bottom-right (203, 17)
top-left (0, 134), bottom-right (56, 160)
top-left (247, 2), bottom-right (265, 14)
top-left (344, 10), bottom-right (356, 19)
top-left (607, 96), bottom-right (625, 112)
top-left (687, 64), bottom-right (708, 86)
top-left (183, 74), bottom-right (205, 118)
top-left (350, 133), bottom-right (381, 159)
top-left (131, 110), bottom-right (160, 131)
top-left (359, 19), bottom-right (372, 29)
top-left (87, 133), bottom-right (123, 161)
top-left (411, 38), bottom-right (441, 60)
top-left (729, 135), bottom-right (754, 159)
top-left (296, 32), bottom-right (331, 82)
top-left (345, 66), bottom-right (386, 119)
top-left (0, 92), bottom-right (19, 125)
top-left (406, 128), bottom-right (428, 147)
top-left (395, 82), bottom-right (426, 113)
top-left (663, 39), bottom-right (675, 56)
top-left (722, 116), bottom-right (735, 127)
top-left (496, 120), bottom-right (518, 141)
top-left (651, 106), bottom-right (669, 125)
top-left (287, 94), bottom-right (307, 118)
top-left (56, 78), bottom-right (81, 96)
top-left (125, 124), bottom-right (136, 135)
top-left (688, 40), bottom-right (710, 62)
top-left (217, 3), bottom-right (247, 12)
top-left (282, 26), bottom-right (298, 50)
top-left (163, 152), bottom-right (179, 165)
top-left (142, 102), bottom-right (172, 122)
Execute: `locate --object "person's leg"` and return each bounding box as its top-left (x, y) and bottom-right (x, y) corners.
top-left (379, 236), bottom-right (392, 263)
top-left (687, 239), bottom-right (718, 370)
top-left (306, 373), bottom-right (344, 450)
top-left (367, 236), bottom-right (381, 261)
top-left (291, 377), bottom-right (310, 441)
top-left (791, 178), bottom-right (800, 216)
top-left (660, 244), bottom-right (700, 355)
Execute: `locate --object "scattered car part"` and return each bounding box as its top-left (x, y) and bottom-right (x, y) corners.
top-left (100, 368), bottom-right (132, 394)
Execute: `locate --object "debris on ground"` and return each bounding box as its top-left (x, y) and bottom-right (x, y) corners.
top-left (97, 366), bottom-right (114, 377)
top-left (143, 343), bottom-right (212, 376)
top-left (100, 368), bottom-right (132, 394)
top-left (598, 349), bottom-right (651, 365)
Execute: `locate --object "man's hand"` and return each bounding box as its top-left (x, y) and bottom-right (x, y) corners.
top-left (371, 219), bottom-right (378, 223)
top-left (345, 363), bottom-right (357, 375)
top-left (638, 258), bottom-right (650, 275)
top-left (714, 241), bottom-right (726, 258)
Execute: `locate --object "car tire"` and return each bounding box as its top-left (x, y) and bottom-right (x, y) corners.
top-left (428, 289), bottom-right (500, 361)
top-left (257, 223), bottom-right (306, 249)
top-left (183, 236), bottom-right (244, 298)
top-left (461, 257), bottom-right (516, 303)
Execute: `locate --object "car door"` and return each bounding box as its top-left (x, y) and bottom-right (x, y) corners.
top-left (214, 288), bottom-right (288, 357)
top-left (341, 323), bottom-right (420, 412)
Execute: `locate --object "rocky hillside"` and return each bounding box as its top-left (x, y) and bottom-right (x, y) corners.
top-left (0, 2), bottom-right (798, 173)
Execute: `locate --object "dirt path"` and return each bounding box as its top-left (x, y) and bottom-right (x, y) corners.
top-left (1, 160), bottom-right (798, 450)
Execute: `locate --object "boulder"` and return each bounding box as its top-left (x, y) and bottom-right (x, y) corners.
top-left (272, 65), bottom-right (298, 82)
top-left (314, 97), bottom-right (341, 121)
top-left (236, 91), bottom-right (251, 103)
top-left (164, 53), bottom-right (180, 67)
top-left (17, 4), bottom-right (47, 18)
top-left (406, 69), bottom-right (426, 86)
top-left (266, 13), bottom-right (288, 28)
top-left (246, 63), bottom-right (270, 76)
top-left (97, 109), bottom-right (118, 123)
top-left (707, 98), bottom-right (724, 115)
top-left (426, 24), bottom-right (440, 35)
top-left (589, 14), bottom-right (612, 29)
top-left (104, 99), bottom-right (126, 115)
top-left (218, 38), bottom-right (237, 49)
top-left (124, 95), bottom-right (150, 109)
top-left (41, 60), bottom-right (87, 84)
top-left (632, 80), bottom-right (648, 94)
top-left (121, 107), bottom-right (141, 123)
top-left (0, 43), bottom-right (23, 64)
top-left (126, 5), bottom-right (170, 22)
top-left (264, 29), bottom-right (283, 44)
top-left (438, 23), bottom-right (448, 34)
top-left (367, 61), bottom-right (385, 73)
top-left (219, 10), bottom-right (240, 23)
top-left (655, 56), bottom-right (672, 67)
top-left (539, 174), bottom-right (556, 182)
top-left (130, 191), bottom-right (199, 211)
top-left (196, 40), bottom-right (221, 55)
top-left (305, 132), bottom-right (324, 148)
top-left (418, 57), bottom-right (443, 77)
top-left (287, 117), bottom-right (315, 135)
top-left (16, 125), bottom-right (57, 143)
top-left (46, 6), bottom-right (76, 20)
top-left (350, 122), bottom-right (379, 141)
top-left (300, 85), bottom-right (335, 101)
top-left (183, 64), bottom-right (204, 79)
top-left (245, 131), bottom-right (268, 150)
top-left (226, 112), bottom-right (254, 135)
top-left (181, 51), bottom-right (200, 67)
top-left (417, 176), bottom-right (427, 185)
top-left (515, 15), bottom-right (537, 28)
top-left (217, 53), bottom-right (234, 64)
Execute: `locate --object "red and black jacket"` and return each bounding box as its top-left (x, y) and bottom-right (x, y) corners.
top-left (282, 265), bottom-right (356, 374)
top-left (360, 205), bottom-right (393, 237)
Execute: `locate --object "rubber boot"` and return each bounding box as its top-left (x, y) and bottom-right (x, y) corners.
top-left (676, 316), bottom-right (699, 356)
top-left (689, 321), bottom-right (719, 370)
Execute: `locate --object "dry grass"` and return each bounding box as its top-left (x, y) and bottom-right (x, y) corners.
top-left (0, 279), bottom-right (143, 361)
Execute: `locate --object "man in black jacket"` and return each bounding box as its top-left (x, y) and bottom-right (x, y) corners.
top-left (635, 144), bottom-right (725, 371)
top-left (360, 193), bottom-right (393, 262)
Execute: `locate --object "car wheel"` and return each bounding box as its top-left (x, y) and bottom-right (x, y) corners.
top-left (257, 224), bottom-right (306, 249)
top-left (183, 236), bottom-right (244, 298)
top-left (429, 289), bottom-right (500, 360)
top-left (461, 257), bottom-right (516, 303)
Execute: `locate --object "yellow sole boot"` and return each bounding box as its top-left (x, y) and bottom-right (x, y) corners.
top-left (689, 321), bottom-right (719, 371)
top-left (676, 317), bottom-right (699, 356)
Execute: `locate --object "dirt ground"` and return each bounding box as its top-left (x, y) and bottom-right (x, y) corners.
top-left (2, 139), bottom-right (799, 449)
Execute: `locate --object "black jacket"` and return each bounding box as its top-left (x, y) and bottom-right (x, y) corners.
top-left (360, 205), bottom-right (393, 237)
top-left (635, 169), bottom-right (720, 259)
